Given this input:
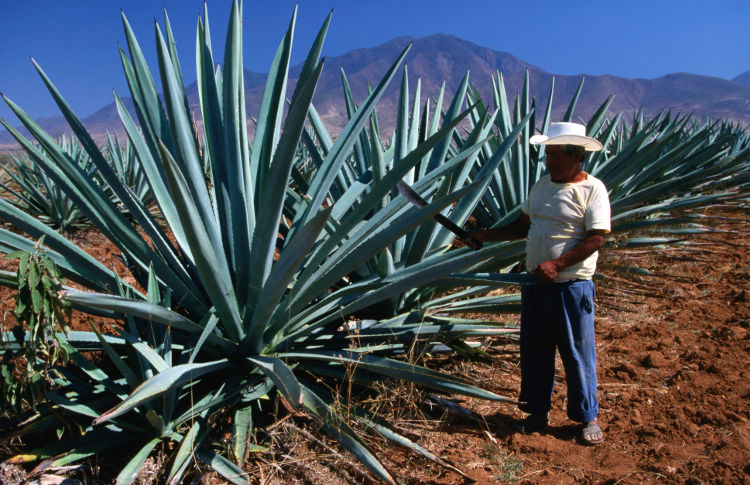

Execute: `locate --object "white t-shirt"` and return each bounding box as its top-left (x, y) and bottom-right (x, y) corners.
top-left (521, 173), bottom-right (611, 282)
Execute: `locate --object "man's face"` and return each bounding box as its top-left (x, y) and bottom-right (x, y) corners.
top-left (544, 145), bottom-right (583, 183)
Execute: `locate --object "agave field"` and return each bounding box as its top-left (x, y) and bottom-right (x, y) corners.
top-left (0, 2), bottom-right (749, 484)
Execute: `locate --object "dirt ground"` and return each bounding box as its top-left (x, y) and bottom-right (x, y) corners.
top-left (1, 206), bottom-right (748, 484)
top-left (358, 206), bottom-right (750, 485)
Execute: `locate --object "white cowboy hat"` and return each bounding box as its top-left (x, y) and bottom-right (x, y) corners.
top-left (529, 122), bottom-right (603, 151)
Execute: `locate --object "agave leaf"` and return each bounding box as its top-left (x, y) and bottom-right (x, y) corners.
top-left (156, 24), bottom-right (219, 252)
top-left (232, 405), bottom-right (253, 465)
top-left (284, 351), bottom-right (513, 403)
top-left (0, 330), bottom-right (130, 351)
top-left (113, 91), bottom-right (194, 265)
top-left (395, 66), bottom-right (410, 178)
top-left (434, 110), bottom-right (534, 248)
top-left (298, 240), bottom-right (524, 334)
top-left (612, 193), bottom-right (727, 222)
top-left (218, 0), bottom-right (254, 306)
top-left (289, 183), bottom-right (479, 320)
top-left (188, 311), bottom-right (221, 364)
top-left (369, 116), bottom-right (387, 186)
top-left (0, 103), bottom-right (202, 310)
top-left (409, 78), bottom-right (423, 152)
top-left (95, 359), bottom-right (232, 424)
top-left (340, 241), bottom-right (520, 315)
top-left (338, 68), bottom-right (369, 177)
top-left (293, 43), bottom-right (411, 232)
top-left (9, 73), bottom-right (148, 262)
top-left (329, 171), bottom-right (372, 221)
top-left (287, 128), bottom-right (485, 318)
top-left (196, 13), bottom-right (225, 203)
top-left (170, 378), bottom-right (269, 426)
top-left (120, 12), bottom-right (175, 155)
top-left (248, 207), bottom-right (330, 347)
top-left (195, 448), bottom-right (249, 485)
top-left (308, 106), bottom-right (480, 267)
top-left (30, 58), bottom-right (172, 267)
top-left (17, 424), bottom-right (138, 470)
top-left (61, 290), bottom-right (235, 350)
top-left (563, 77), bottom-right (584, 122)
top-left (588, 113), bottom-right (622, 173)
top-left (404, 109), bottom-right (491, 264)
top-left (618, 237), bottom-right (681, 248)
top-left (245, 356), bottom-right (301, 409)
top-left (356, 414), bottom-right (471, 480)
top-left (520, 71), bottom-right (531, 193)
top-left (168, 414), bottom-right (208, 485)
top-left (273, 277), bottom-right (383, 340)
top-left (0, 269), bottom-right (17, 288)
top-left (162, 9), bottom-right (189, 112)
top-left (0, 197), bottom-right (123, 293)
top-left (57, 336), bottom-right (129, 397)
top-left (44, 392), bottom-right (119, 420)
top-left (448, 109), bottom-right (496, 193)
top-left (116, 437), bottom-right (162, 485)
top-left (300, 383), bottom-right (396, 485)
top-left (428, 294), bottom-right (522, 314)
top-left (425, 71), bottom-right (470, 173)
top-left (0, 102), bottom-right (146, 262)
top-left (246, 60), bottom-right (325, 316)
top-left (127, 338), bottom-right (169, 374)
top-left (250, 5), bottom-right (296, 197)
top-left (338, 322), bottom-right (518, 346)
top-left (586, 95), bottom-right (615, 140)
top-left (432, 272), bottom-right (539, 286)
top-left (158, 142), bottom-right (242, 342)
top-left (88, 321), bottom-right (140, 389)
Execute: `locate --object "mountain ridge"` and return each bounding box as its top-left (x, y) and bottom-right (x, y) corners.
top-left (2, 33), bottom-right (749, 147)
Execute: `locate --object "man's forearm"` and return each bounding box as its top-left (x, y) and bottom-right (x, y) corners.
top-left (534, 231), bottom-right (607, 282)
top-left (471, 214), bottom-right (530, 243)
top-left (553, 232), bottom-right (606, 270)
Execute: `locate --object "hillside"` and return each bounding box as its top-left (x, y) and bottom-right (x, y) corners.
top-left (2, 34), bottom-right (749, 147)
top-left (732, 70), bottom-right (750, 86)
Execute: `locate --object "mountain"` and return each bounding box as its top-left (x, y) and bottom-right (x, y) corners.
top-left (2, 34), bottom-right (750, 148)
top-left (732, 71), bottom-right (750, 87)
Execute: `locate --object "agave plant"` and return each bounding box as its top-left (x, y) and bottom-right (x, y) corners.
top-left (104, 132), bottom-right (157, 213)
top-left (0, 135), bottom-right (95, 234)
top-left (0, 3), bottom-right (522, 483)
top-left (283, 58), bottom-right (750, 337)
top-left (293, 66), bottom-right (533, 325)
top-left (0, 132), bottom-right (156, 235)
top-left (412, 74), bottom-right (750, 317)
top-left (334, 74), bottom-right (615, 318)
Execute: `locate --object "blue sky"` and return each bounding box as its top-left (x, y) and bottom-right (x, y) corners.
top-left (1, 0), bottom-right (748, 122)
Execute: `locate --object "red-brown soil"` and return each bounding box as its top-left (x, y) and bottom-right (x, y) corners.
top-left (1, 207), bottom-right (748, 484)
top-left (365, 207), bottom-right (749, 485)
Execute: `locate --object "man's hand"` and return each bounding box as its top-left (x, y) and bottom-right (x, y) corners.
top-left (463, 236), bottom-right (483, 250)
top-left (533, 260), bottom-right (562, 283)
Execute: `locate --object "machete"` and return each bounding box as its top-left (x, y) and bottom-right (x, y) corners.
top-left (396, 180), bottom-right (482, 250)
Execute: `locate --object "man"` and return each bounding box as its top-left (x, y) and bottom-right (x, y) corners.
top-left (470, 122), bottom-right (610, 445)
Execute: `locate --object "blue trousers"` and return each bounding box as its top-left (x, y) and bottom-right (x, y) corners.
top-left (519, 279), bottom-right (598, 423)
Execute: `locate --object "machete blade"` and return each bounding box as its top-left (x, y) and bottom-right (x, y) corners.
top-left (395, 180), bottom-right (482, 250)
